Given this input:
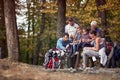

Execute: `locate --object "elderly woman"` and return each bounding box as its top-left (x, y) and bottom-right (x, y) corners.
top-left (90, 21), bottom-right (102, 37)
top-left (81, 30), bottom-right (107, 68)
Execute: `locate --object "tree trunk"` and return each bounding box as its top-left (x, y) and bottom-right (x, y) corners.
top-left (96, 0), bottom-right (107, 27)
top-left (26, 1), bottom-right (31, 63)
top-left (57, 0), bottom-right (66, 38)
top-left (0, 0), bottom-right (7, 58)
top-left (33, 13), bottom-right (45, 65)
top-left (33, 0), bottom-right (46, 65)
top-left (3, 0), bottom-right (20, 61)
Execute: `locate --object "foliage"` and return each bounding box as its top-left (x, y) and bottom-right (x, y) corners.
top-left (14, 0), bottom-right (120, 63)
top-left (108, 27), bottom-right (120, 42)
top-left (104, 0), bottom-right (120, 42)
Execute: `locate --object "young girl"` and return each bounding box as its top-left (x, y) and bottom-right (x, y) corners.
top-left (72, 28), bottom-right (91, 57)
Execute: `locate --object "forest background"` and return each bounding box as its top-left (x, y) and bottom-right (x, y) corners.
top-left (0, 0), bottom-right (120, 65)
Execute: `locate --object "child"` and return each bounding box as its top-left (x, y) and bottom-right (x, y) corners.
top-left (68, 26), bottom-right (82, 57)
top-left (73, 26), bottom-right (82, 43)
top-left (72, 28), bottom-right (91, 57)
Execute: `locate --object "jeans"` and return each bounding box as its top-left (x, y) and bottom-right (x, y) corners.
top-left (73, 42), bottom-right (91, 53)
top-left (82, 49), bottom-right (99, 65)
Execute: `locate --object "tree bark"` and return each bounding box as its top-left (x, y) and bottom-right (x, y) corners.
top-left (57, 0), bottom-right (66, 38)
top-left (3, 0), bottom-right (20, 61)
top-left (96, 0), bottom-right (107, 27)
top-left (0, 0), bottom-right (7, 58)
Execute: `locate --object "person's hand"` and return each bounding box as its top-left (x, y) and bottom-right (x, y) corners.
top-left (83, 47), bottom-right (88, 50)
top-left (70, 34), bottom-right (74, 39)
top-left (64, 49), bottom-right (66, 52)
top-left (70, 43), bottom-right (74, 45)
top-left (87, 38), bottom-right (92, 42)
top-left (73, 40), bottom-right (77, 43)
top-left (66, 44), bottom-right (69, 49)
top-left (78, 40), bottom-right (81, 43)
top-left (82, 38), bottom-right (85, 42)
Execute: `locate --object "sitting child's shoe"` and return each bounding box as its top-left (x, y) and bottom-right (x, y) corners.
top-left (75, 51), bottom-right (79, 55)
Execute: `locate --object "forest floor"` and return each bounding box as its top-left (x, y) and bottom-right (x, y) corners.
top-left (0, 59), bottom-right (120, 80)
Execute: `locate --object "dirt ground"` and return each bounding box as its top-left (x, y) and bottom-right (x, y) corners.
top-left (0, 59), bottom-right (120, 80)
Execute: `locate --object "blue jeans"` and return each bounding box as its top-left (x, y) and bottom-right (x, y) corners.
top-left (74, 42), bottom-right (91, 52)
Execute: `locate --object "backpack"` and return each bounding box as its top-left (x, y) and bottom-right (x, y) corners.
top-left (43, 48), bottom-right (60, 69)
top-left (47, 57), bottom-right (59, 69)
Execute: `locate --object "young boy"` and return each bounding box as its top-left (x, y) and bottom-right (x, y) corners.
top-left (68, 26), bottom-right (82, 57)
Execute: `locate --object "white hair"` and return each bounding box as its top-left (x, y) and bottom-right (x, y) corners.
top-left (91, 21), bottom-right (97, 26)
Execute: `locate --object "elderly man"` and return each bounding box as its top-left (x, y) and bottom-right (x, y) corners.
top-left (65, 17), bottom-right (79, 39)
top-left (90, 21), bottom-right (102, 37)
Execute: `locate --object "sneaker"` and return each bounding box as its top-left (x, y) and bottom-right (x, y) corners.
top-left (74, 52), bottom-right (79, 55)
top-left (70, 69), bottom-right (77, 73)
top-left (78, 64), bottom-right (86, 71)
top-left (71, 52), bottom-right (79, 57)
top-left (68, 67), bottom-right (73, 71)
top-left (78, 66), bottom-right (85, 71)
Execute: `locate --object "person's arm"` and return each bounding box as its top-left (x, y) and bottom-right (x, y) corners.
top-left (91, 38), bottom-right (100, 51)
top-left (56, 39), bottom-right (66, 50)
top-left (75, 23), bottom-right (79, 28)
top-left (86, 35), bottom-right (92, 43)
top-left (78, 38), bottom-right (82, 43)
top-left (84, 38), bottom-right (100, 51)
top-left (97, 28), bottom-right (102, 37)
top-left (65, 25), bottom-right (68, 33)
